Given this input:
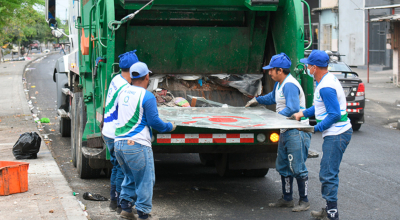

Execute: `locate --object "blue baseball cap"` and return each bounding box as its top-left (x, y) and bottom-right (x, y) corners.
top-left (119, 50), bottom-right (139, 69)
top-left (300, 50), bottom-right (329, 67)
top-left (262, 53), bottom-right (292, 70)
top-left (130, 62), bottom-right (152, 79)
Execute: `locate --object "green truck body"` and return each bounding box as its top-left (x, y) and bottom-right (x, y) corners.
top-left (48, 0), bottom-right (313, 178)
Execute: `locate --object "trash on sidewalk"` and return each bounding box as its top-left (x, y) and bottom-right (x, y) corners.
top-left (40, 118), bottom-right (50, 123)
top-left (72, 192), bottom-right (79, 196)
top-left (0, 161), bottom-right (29, 195)
top-left (83, 192), bottom-right (108, 201)
top-left (12, 132), bottom-right (41, 159)
top-left (78, 200), bottom-right (86, 210)
top-left (49, 209), bottom-right (54, 213)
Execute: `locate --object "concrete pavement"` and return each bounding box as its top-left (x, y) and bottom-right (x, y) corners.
top-left (353, 67), bottom-right (400, 105)
top-left (0, 54), bottom-right (87, 220)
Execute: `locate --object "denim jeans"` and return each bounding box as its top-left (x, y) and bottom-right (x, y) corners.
top-left (115, 140), bottom-right (155, 214)
top-left (104, 136), bottom-right (124, 194)
top-left (276, 129), bottom-right (312, 178)
top-left (320, 128), bottom-right (353, 202)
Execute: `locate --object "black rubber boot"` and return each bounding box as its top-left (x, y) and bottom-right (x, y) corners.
top-left (110, 185), bottom-right (118, 211)
top-left (110, 200), bottom-right (118, 212)
top-left (292, 176), bottom-right (310, 212)
top-left (281, 176), bottom-right (293, 201)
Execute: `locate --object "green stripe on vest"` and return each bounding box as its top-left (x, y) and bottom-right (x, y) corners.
top-left (115, 91), bottom-right (142, 136)
top-left (104, 83), bottom-right (128, 114)
top-left (316, 112), bottom-right (348, 123)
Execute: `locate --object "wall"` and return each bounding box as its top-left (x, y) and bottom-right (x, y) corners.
top-left (319, 9), bottom-right (339, 51)
top-left (338, 0), bottom-right (365, 66)
top-left (321, 0), bottom-right (338, 8)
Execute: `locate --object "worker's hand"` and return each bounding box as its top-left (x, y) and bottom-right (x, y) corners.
top-left (293, 112), bottom-right (304, 121)
top-left (170, 122), bottom-right (177, 132)
top-left (245, 97), bottom-right (258, 107)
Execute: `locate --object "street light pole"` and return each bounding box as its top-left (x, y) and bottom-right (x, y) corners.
top-left (367, 9), bottom-right (370, 83)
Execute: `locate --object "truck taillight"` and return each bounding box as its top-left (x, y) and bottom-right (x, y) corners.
top-left (270, 133), bottom-right (279, 143)
top-left (356, 83), bottom-right (365, 96)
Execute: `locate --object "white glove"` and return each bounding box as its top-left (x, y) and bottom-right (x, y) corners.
top-left (245, 97), bottom-right (258, 107)
top-left (170, 122), bottom-right (177, 132)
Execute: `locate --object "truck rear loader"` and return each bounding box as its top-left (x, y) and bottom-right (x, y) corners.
top-left (46, 0), bottom-right (314, 179)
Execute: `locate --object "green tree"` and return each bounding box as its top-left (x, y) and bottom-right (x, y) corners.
top-left (0, 0), bottom-right (45, 60)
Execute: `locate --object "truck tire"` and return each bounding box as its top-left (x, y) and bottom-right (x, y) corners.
top-left (76, 96), bottom-right (101, 179)
top-left (215, 154), bottom-right (242, 177)
top-left (70, 93), bottom-right (81, 167)
top-left (243, 169), bottom-right (269, 177)
top-left (351, 122), bottom-right (361, 131)
top-left (60, 117), bottom-right (71, 137)
top-left (199, 153), bottom-right (215, 167)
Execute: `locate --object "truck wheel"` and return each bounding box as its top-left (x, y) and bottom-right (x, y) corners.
top-left (243, 169), bottom-right (269, 177)
top-left (76, 95), bottom-right (101, 179)
top-left (215, 154), bottom-right (242, 177)
top-left (60, 117), bottom-right (71, 137)
top-left (71, 93), bottom-right (81, 167)
top-left (351, 122), bottom-right (361, 131)
top-left (199, 153), bottom-right (215, 167)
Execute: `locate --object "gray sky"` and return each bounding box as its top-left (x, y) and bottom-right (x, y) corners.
top-left (56, 1), bottom-right (69, 21)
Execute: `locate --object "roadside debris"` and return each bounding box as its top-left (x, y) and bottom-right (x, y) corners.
top-left (49, 209), bottom-right (54, 213)
top-left (77, 200), bottom-right (86, 210)
top-left (83, 192), bottom-right (108, 201)
top-left (40, 118), bottom-right (50, 123)
top-left (12, 132), bottom-right (41, 159)
top-left (72, 192), bottom-right (79, 196)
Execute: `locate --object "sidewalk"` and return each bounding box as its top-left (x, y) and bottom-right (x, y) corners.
top-left (353, 67), bottom-right (400, 105)
top-left (0, 54), bottom-right (87, 219)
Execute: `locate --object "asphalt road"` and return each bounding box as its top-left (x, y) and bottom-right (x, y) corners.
top-left (25, 53), bottom-right (400, 220)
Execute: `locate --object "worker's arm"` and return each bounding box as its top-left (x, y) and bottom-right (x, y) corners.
top-left (278, 83), bottom-right (300, 117)
top-left (255, 82), bottom-right (278, 105)
top-left (143, 95), bottom-right (173, 133)
top-left (302, 106), bottom-right (315, 118)
top-left (314, 88), bottom-right (341, 132)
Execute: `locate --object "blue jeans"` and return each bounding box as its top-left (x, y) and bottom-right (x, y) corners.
top-left (276, 129), bottom-right (312, 178)
top-left (104, 136), bottom-right (124, 194)
top-left (320, 128), bottom-right (353, 202)
top-left (115, 140), bottom-right (155, 214)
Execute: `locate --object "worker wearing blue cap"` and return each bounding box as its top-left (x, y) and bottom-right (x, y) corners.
top-left (246, 53), bottom-right (312, 212)
top-left (115, 62), bottom-right (176, 220)
top-left (102, 50), bottom-right (139, 214)
top-left (294, 50), bottom-right (353, 220)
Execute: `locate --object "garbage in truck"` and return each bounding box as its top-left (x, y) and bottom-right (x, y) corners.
top-left (147, 73), bottom-right (263, 97)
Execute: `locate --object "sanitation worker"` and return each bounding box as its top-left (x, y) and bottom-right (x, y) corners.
top-left (293, 50), bottom-right (353, 220)
top-left (115, 62), bottom-right (176, 220)
top-left (102, 50), bottom-right (139, 213)
top-left (245, 53), bottom-right (312, 212)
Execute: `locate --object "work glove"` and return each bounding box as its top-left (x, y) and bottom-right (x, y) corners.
top-left (170, 122), bottom-right (177, 132)
top-left (245, 97), bottom-right (258, 107)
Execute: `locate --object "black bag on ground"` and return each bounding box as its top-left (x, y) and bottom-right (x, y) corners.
top-left (12, 132), bottom-right (41, 159)
top-left (83, 192), bottom-right (108, 201)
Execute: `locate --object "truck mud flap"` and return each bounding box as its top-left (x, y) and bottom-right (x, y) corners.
top-left (82, 146), bottom-right (112, 169)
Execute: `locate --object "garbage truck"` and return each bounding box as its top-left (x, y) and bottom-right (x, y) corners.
top-left (46, 0), bottom-right (314, 179)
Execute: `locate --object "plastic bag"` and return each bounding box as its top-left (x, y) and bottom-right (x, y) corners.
top-left (12, 132), bottom-right (41, 159)
top-left (83, 192), bottom-right (108, 201)
top-left (174, 97), bottom-right (190, 107)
